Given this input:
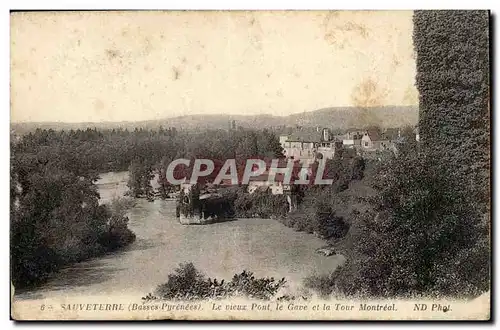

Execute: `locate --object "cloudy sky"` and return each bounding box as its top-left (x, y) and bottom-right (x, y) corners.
top-left (11, 10), bottom-right (417, 123)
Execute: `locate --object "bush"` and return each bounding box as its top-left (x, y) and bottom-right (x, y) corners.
top-left (308, 12), bottom-right (492, 299)
top-left (303, 263), bottom-right (353, 299)
top-left (314, 201), bottom-right (349, 240)
top-left (227, 187), bottom-right (288, 219)
top-left (351, 156), bottom-right (365, 180)
top-left (283, 188), bottom-right (350, 239)
top-left (147, 263), bottom-right (287, 301)
top-left (305, 144), bottom-right (490, 299)
top-left (280, 150), bottom-right (363, 237)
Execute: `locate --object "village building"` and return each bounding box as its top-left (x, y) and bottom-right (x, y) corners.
top-left (246, 159), bottom-right (304, 195)
top-left (361, 128), bottom-right (402, 152)
top-left (279, 128), bottom-right (342, 164)
top-left (281, 126), bottom-right (411, 158)
top-left (361, 129), bottom-right (382, 150)
top-left (340, 129), bottom-right (364, 147)
top-left (247, 173), bottom-right (288, 195)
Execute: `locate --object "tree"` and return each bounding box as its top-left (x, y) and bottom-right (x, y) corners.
top-left (235, 131), bottom-right (259, 160)
top-left (414, 10), bottom-right (490, 210)
top-left (305, 143), bottom-right (489, 299)
top-left (10, 159), bottom-right (135, 288)
top-left (126, 158), bottom-right (154, 198)
top-left (306, 10), bottom-right (491, 300)
top-left (11, 133), bottom-right (137, 289)
top-left (141, 164), bottom-right (154, 199)
top-left (353, 146), bottom-right (488, 297)
top-left (127, 159), bottom-right (143, 198)
top-left (257, 129), bottom-right (285, 158)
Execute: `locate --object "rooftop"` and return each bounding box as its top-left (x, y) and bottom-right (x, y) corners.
top-left (286, 130), bottom-right (340, 143)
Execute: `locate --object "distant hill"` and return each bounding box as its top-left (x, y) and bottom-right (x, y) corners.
top-left (11, 106), bottom-right (418, 135)
top-left (285, 106), bottom-right (418, 129)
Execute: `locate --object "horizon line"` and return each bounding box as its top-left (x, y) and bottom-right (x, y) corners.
top-left (10, 104), bottom-right (418, 125)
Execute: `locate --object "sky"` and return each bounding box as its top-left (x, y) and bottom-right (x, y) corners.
top-left (10, 10), bottom-right (418, 123)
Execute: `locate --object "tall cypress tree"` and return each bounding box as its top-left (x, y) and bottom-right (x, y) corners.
top-left (413, 10), bottom-right (490, 208)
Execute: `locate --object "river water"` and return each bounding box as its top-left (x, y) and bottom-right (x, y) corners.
top-left (16, 172), bottom-right (343, 300)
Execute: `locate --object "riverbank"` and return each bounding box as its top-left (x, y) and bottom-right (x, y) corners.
top-left (133, 179), bottom-right (356, 256)
top-left (14, 173), bottom-right (344, 300)
top-left (12, 196), bottom-right (137, 294)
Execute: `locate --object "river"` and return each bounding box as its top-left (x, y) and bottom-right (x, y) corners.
top-left (15, 172), bottom-right (343, 300)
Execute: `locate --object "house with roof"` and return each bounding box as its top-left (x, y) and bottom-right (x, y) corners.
top-left (361, 129), bottom-right (380, 150)
top-left (279, 128), bottom-right (342, 164)
top-left (341, 129), bottom-right (364, 147)
top-left (361, 127), bottom-right (404, 152)
top-left (246, 159), bottom-right (307, 195)
top-left (247, 172), bottom-right (288, 195)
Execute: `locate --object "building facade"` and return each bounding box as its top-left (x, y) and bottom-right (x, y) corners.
top-left (280, 128), bottom-right (341, 164)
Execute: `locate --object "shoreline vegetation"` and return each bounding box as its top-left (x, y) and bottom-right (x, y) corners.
top-left (10, 12), bottom-right (489, 300)
top-left (11, 194), bottom-right (137, 291)
top-left (143, 263), bottom-right (289, 302)
top-left (10, 118), bottom-right (489, 299)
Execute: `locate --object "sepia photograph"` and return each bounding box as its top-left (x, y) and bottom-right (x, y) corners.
top-left (9, 9), bottom-right (491, 321)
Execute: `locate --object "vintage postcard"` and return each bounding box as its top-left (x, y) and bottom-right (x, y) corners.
top-left (10, 10), bottom-right (491, 321)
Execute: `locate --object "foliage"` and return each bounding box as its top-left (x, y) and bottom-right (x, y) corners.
top-left (351, 156), bottom-right (365, 180)
top-left (10, 138), bottom-right (136, 289)
top-left (303, 263), bottom-right (352, 299)
top-left (108, 196), bottom-right (137, 217)
top-left (234, 189), bottom-right (289, 219)
top-left (305, 11), bottom-right (490, 300)
top-left (278, 148), bottom-right (358, 238)
top-left (99, 197), bottom-right (137, 250)
top-left (13, 127), bottom-right (284, 176)
top-left (305, 144), bottom-right (490, 299)
top-left (145, 263), bottom-right (287, 301)
top-left (321, 147), bottom-right (363, 192)
top-left (127, 159), bottom-right (154, 198)
top-left (157, 156), bottom-right (176, 199)
top-left (414, 10), bottom-right (490, 210)
top-left (281, 188), bottom-right (349, 239)
top-left (206, 186), bottom-right (289, 219)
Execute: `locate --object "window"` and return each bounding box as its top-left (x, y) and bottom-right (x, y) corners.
top-left (364, 142), bottom-right (369, 147)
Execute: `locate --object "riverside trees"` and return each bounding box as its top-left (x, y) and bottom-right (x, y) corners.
top-left (10, 126), bottom-right (286, 289)
top-left (10, 133), bottom-right (136, 289)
